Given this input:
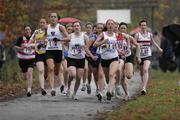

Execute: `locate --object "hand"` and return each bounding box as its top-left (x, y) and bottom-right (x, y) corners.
top-left (158, 48), bottom-right (163, 56)
top-left (136, 57), bottom-right (142, 64)
top-left (37, 44), bottom-right (42, 50)
top-left (53, 37), bottom-right (60, 42)
top-left (118, 50), bottom-right (125, 56)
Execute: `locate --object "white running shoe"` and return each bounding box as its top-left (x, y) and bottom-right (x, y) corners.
top-left (115, 86), bottom-right (123, 96)
top-left (141, 88), bottom-right (147, 95)
top-left (72, 94), bottom-right (78, 100)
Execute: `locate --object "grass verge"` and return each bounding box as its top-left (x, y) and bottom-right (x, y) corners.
top-left (105, 70), bottom-right (180, 120)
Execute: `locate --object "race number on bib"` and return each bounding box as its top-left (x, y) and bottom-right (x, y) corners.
top-left (36, 40), bottom-right (46, 53)
top-left (141, 46), bottom-right (149, 57)
top-left (71, 44), bottom-right (83, 56)
top-left (23, 47), bottom-right (34, 55)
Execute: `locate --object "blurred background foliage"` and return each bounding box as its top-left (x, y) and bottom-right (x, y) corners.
top-left (0, 0), bottom-right (180, 83)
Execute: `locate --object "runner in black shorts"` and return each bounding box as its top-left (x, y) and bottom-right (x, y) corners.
top-left (15, 25), bottom-right (35, 97)
top-left (66, 21), bottom-right (89, 100)
top-left (135, 20), bottom-right (162, 95)
top-left (85, 23), bottom-right (105, 101)
top-left (46, 12), bottom-right (69, 96)
top-left (29, 17), bottom-right (48, 96)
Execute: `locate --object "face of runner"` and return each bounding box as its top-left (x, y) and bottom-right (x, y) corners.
top-left (93, 26), bottom-right (97, 33)
top-left (106, 19), bottom-right (114, 32)
top-left (50, 13), bottom-right (58, 25)
top-left (24, 26), bottom-right (31, 37)
top-left (73, 22), bottom-right (81, 33)
top-left (140, 22), bottom-right (147, 31)
top-left (86, 24), bottom-right (93, 34)
top-left (113, 23), bottom-right (119, 33)
top-left (119, 24), bottom-right (127, 33)
top-left (96, 24), bottom-right (104, 34)
top-left (67, 26), bottom-right (73, 34)
top-left (39, 18), bottom-right (47, 30)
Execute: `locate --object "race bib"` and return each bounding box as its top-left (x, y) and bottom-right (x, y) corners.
top-left (106, 40), bottom-right (116, 52)
top-left (23, 46), bottom-right (34, 55)
top-left (36, 40), bottom-right (46, 53)
top-left (117, 41), bottom-right (123, 50)
top-left (141, 46), bottom-right (149, 57)
top-left (46, 36), bottom-right (62, 50)
top-left (71, 44), bottom-right (83, 56)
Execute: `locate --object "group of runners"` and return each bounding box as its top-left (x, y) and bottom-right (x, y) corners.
top-left (15, 12), bottom-right (163, 101)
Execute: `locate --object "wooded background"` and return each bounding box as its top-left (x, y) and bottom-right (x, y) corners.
top-left (0, 0), bottom-right (179, 46)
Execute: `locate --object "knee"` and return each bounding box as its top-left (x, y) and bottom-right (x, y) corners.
top-left (143, 69), bottom-right (148, 74)
top-left (109, 73), bottom-right (115, 80)
top-left (126, 72), bottom-right (133, 79)
top-left (69, 71), bottom-right (76, 78)
top-left (38, 69), bottom-right (44, 75)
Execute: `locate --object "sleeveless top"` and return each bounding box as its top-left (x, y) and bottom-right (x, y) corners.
top-left (17, 36), bottom-right (35, 59)
top-left (137, 32), bottom-right (152, 58)
top-left (117, 33), bottom-right (131, 57)
top-left (68, 33), bottom-right (86, 59)
top-left (31, 29), bottom-right (47, 54)
top-left (46, 24), bottom-right (64, 50)
top-left (100, 32), bottom-right (118, 60)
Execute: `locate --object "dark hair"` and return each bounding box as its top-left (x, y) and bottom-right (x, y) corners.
top-left (72, 21), bottom-right (82, 27)
top-left (85, 22), bottom-right (93, 28)
top-left (66, 23), bottom-right (73, 28)
top-left (119, 22), bottom-right (128, 29)
top-left (40, 17), bottom-right (48, 23)
top-left (139, 19), bottom-right (147, 26)
top-left (23, 24), bottom-right (31, 30)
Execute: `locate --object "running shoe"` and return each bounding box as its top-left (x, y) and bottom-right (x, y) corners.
top-left (66, 90), bottom-right (71, 97)
top-left (96, 93), bottom-right (102, 101)
top-left (124, 95), bottom-right (130, 101)
top-left (95, 89), bottom-right (99, 96)
top-left (141, 88), bottom-right (147, 95)
top-left (41, 89), bottom-right (47, 96)
top-left (106, 91), bottom-right (112, 101)
top-left (26, 92), bottom-right (31, 97)
top-left (86, 84), bottom-right (91, 94)
top-left (60, 85), bottom-right (64, 93)
top-left (72, 94), bottom-right (78, 100)
top-left (51, 90), bottom-right (56, 96)
top-left (81, 84), bottom-right (86, 91)
top-left (115, 86), bottom-right (123, 96)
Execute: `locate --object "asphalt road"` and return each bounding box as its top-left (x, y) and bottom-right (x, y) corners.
top-left (0, 73), bottom-right (142, 120)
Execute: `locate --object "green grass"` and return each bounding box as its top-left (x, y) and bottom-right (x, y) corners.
top-left (105, 70), bottom-right (180, 120)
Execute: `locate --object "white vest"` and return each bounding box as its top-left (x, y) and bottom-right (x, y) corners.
top-left (137, 32), bottom-right (152, 58)
top-left (68, 33), bottom-right (85, 59)
top-left (100, 32), bottom-right (118, 60)
top-left (46, 24), bottom-right (64, 50)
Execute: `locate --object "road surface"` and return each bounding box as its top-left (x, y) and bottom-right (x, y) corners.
top-left (0, 73), bottom-right (142, 120)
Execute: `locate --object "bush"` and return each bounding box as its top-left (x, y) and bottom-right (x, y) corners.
top-left (0, 58), bottom-right (23, 84)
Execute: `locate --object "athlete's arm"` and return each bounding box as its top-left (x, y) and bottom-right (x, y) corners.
top-left (59, 25), bottom-right (70, 42)
top-left (129, 35), bottom-right (141, 64)
top-left (15, 37), bottom-right (25, 51)
top-left (93, 33), bottom-right (107, 47)
top-left (151, 34), bottom-right (163, 53)
top-left (85, 36), bottom-right (97, 60)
